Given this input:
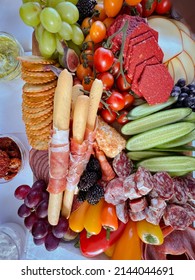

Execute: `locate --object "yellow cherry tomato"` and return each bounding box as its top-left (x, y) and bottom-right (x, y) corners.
top-left (103, 0), bottom-right (123, 18)
top-left (136, 219), bottom-right (164, 245)
top-left (125, 0), bottom-right (142, 6)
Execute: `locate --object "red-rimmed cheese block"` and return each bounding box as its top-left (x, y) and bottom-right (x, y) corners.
top-left (127, 37), bottom-right (164, 80)
top-left (138, 64), bottom-right (174, 105)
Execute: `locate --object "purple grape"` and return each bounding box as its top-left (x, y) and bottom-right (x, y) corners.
top-left (45, 232), bottom-right (60, 251)
top-left (24, 212), bottom-right (38, 230)
top-left (18, 203), bottom-right (31, 218)
top-left (36, 200), bottom-right (48, 218)
top-left (32, 220), bottom-right (48, 239)
top-left (24, 189), bottom-right (42, 208)
top-left (32, 180), bottom-right (47, 192)
top-left (41, 191), bottom-right (49, 201)
top-left (14, 184), bottom-right (31, 200)
top-left (33, 236), bottom-right (46, 246)
top-left (52, 216), bottom-right (69, 238)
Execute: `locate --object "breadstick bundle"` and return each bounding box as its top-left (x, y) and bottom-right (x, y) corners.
top-left (62, 79), bottom-right (103, 218)
top-left (47, 69), bottom-right (72, 226)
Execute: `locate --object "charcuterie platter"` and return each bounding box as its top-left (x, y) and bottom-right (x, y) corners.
top-left (9, 0), bottom-right (195, 260)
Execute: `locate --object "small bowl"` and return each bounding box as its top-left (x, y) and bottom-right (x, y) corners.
top-left (0, 134), bottom-right (27, 184)
top-left (0, 32), bottom-right (24, 81)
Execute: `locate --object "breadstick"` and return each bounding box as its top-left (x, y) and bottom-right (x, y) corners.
top-left (71, 84), bottom-right (84, 118)
top-left (87, 78), bottom-right (103, 130)
top-left (48, 69), bottom-right (73, 226)
top-left (62, 95), bottom-right (90, 218)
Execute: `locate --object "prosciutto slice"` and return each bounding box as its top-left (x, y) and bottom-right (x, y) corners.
top-left (142, 226), bottom-right (195, 260)
top-left (47, 129), bottom-right (69, 194)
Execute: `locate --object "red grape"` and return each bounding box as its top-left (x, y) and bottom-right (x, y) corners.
top-left (45, 232), bottom-right (60, 251)
top-left (24, 189), bottom-right (42, 208)
top-left (17, 203), bottom-right (31, 218)
top-left (32, 180), bottom-right (47, 192)
top-left (33, 236), bottom-right (46, 246)
top-left (52, 217), bottom-right (69, 238)
top-left (36, 200), bottom-right (48, 218)
top-left (14, 184), bottom-right (31, 200)
top-left (32, 220), bottom-right (48, 239)
top-left (24, 212), bottom-right (38, 230)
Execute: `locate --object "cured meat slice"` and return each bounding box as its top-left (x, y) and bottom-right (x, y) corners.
top-left (123, 173), bottom-right (141, 199)
top-left (138, 64), bottom-right (174, 105)
top-left (134, 166), bottom-right (154, 195)
top-left (124, 29), bottom-right (158, 71)
top-left (145, 198), bottom-right (166, 225)
top-left (150, 172), bottom-right (174, 200)
top-left (112, 151), bottom-right (133, 178)
top-left (143, 226), bottom-right (195, 260)
top-left (184, 176), bottom-right (195, 200)
top-left (163, 204), bottom-right (193, 230)
top-left (129, 197), bottom-right (148, 213)
top-left (116, 201), bottom-right (129, 224)
top-left (104, 177), bottom-right (126, 205)
top-left (182, 203), bottom-right (195, 221)
top-left (169, 177), bottom-right (188, 204)
top-left (127, 36), bottom-right (163, 80)
top-left (131, 56), bottom-right (159, 97)
top-left (29, 149), bottom-right (49, 184)
top-left (129, 209), bottom-right (146, 221)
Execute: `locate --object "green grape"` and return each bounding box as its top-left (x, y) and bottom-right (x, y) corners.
top-left (19, 2), bottom-right (41, 27)
top-left (71, 25), bottom-right (84, 45)
top-left (46, 0), bottom-right (65, 7)
top-left (56, 34), bottom-right (66, 55)
top-left (22, 0), bottom-right (41, 3)
top-left (39, 30), bottom-right (57, 57)
top-left (58, 21), bottom-right (73, 41)
top-left (35, 23), bottom-right (45, 42)
top-left (40, 7), bottom-right (62, 33)
top-left (68, 0), bottom-right (79, 4)
top-left (55, 2), bottom-right (79, 24)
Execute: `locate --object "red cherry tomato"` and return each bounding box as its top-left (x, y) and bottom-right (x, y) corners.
top-left (116, 74), bottom-right (131, 91)
top-left (122, 92), bottom-right (135, 108)
top-left (97, 72), bottom-right (114, 90)
top-left (94, 47), bottom-right (114, 73)
top-left (141, 0), bottom-right (157, 17)
top-left (155, 0), bottom-right (171, 14)
top-left (106, 90), bottom-right (125, 111)
top-left (135, 3), bottom-right (143, 16)
top-left (117, 110), bottom-right (129, 124)
top-left (100, 109), bottom-right (117, 123)
top-left (110, 58), bottom-right (120, 77)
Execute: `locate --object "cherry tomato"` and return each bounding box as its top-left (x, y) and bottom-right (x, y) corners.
top-left (106, 90), bottom-right (125, 111)
top-left (94, 47), bottom-right (114, 73)
top-left (93, 3), bottom-right (107, 21)
top-left (116, 74), bottom-right (131, 91)
top-left (97, 72), bottom-right (114, 90)
top-left (82, 76), bottom-right (94, 91)
top-left (80, 50), bottom-right (94, 68)
top-left (76, 64), bottom-right (93, 82)
top-left (122, 92), bottom-right (135, 108)
top-left (83, 34), bottom-right (94, 50)
top-left (110, 58), bottom-right (120, 77)
top-left (141, 0), bottom-right (157, 17)
top-left (104, 0), bottom-right (123, 17)
top-left (125, 0), bottom-right (142, 6)
top-left (155, 0), bottom-right (171, 14)
top-left (103, 17), bottom-right (115, 29)
top-left (135, 3), bottom-right (143, 16)
top-left (81, 17), bottom-right (95, 34)
top-left (117, 110), bottom-right (129, 124)
top-left (100, 108), bottom-right (117, 123)
top-left (90, 21), bottom-right (107, 44)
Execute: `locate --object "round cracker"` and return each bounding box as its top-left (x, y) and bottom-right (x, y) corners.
top-left (22, 93), bottom-right (54, 104)
top-left (23, 80), bottom-right (57, 93)
top-left (25, 114), bottom-right (53, 131)
top-left (21, 70), bottom-right (56, 78)
top-left (26, 123), bottom-right (52, 136)
top-left (23, 112), bottom-right (52, 125)
top-left (28, 137), bottom-right (49, 151)
top-left (22, 102), bottom-right (52, 114)
top-left (23, 106), bottom-right (53, 120)
top-left (18, 55), bottom-right (56, 64)
top-left (22, 96), bottom-right (53, 108)
top-left (21, 75), bottom-right (57, 84)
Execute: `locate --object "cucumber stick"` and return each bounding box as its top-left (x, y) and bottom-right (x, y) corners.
top-left (184, 111), bottom-right (195, 122)
top-left (122, 108), bottom-right (192, 135)
top-left (157, 129), bottom-right (195, 148)
top-left (127, 97), bottom-right (177, 120)
top-left (127, 150), bottom-right (176, 161)
top-left (126, 122), bottom-right (195, 151)
top-left (137, 156), bottom-right (195, 175)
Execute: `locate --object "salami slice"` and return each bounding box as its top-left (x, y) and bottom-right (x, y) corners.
top-left (184, 176), bottom-right (195, 200)
top-left (116, 202), bottom-right (129, 224)
top-left (163, 204), bottom-right (193, 230)
top-left (145, 198), bottom-right (166, 225)
top-left (150, 172), bottom-right (174, 200)
top-left (123, 173), bottom-right (141, 199)
top-left (129, 209), bottom-right (146, 221)
top-left (112, 151), bottom-right (133, 178)
top-left (134, 166), bottom-right (154, 195)
top-left (129, 197), bottom-right (148, 213)
top-left (104, 177), bottom-right (126, 205)
top-left (169, 177), bottom-right (188, 204)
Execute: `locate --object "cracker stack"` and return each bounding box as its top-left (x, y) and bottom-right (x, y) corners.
top-left (18, 55), bottom-right (58, 150)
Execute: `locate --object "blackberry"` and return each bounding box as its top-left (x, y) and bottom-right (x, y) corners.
top-left (86, 155), bottom-right (102, 179)
top-left (76, 0), bottom-right (97, 24)
top-left (86, 184), bottom-right (104, 205)
top-left (77, 190), bottom-right (87, 202)
top-left (78, 170), bottom-right (99, 191)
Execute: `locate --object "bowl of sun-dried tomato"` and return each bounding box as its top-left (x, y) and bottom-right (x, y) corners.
top-left (0, 135), bottom-right (27, 183)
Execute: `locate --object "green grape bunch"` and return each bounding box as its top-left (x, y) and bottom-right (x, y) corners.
top-left (19, 0), bottom-right (84, 59)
